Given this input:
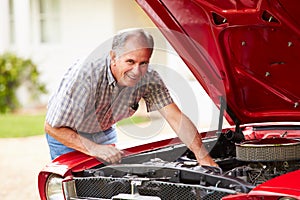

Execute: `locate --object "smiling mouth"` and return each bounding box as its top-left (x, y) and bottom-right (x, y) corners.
top-left (126, 73), bottom-right (139, 81)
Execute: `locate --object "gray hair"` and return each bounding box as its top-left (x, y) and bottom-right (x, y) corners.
top-left (111, 29), bottom-right (154, 57)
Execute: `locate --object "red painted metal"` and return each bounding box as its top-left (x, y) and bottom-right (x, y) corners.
top-left (136, 0), bottom-right (300, 125)
top-left (38, 137), bottom-right (182, 199)
top-left (222, 170), bottom-right (300, 199)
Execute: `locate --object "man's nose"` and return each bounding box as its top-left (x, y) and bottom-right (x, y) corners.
top-left (131, 64), bottom-right (142, 75)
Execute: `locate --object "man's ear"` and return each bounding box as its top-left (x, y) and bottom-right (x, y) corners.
top-left (110, 50), bottom-right (116, 65)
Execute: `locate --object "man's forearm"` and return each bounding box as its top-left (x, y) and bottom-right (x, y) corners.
top-left (159, 103), bottom-right (217, 166)
top-left (158, 103), bottom-right (202, 150)
top-left (171, 114), bottom-right (216, 165)
top-left (44, 122), bottom-right (123, 163)
top-left (169, 113), bottom-right (208, 158)
top-left (44, 122), bottom-right (96, 156)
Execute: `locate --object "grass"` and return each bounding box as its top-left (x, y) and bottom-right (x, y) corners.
top-left (0, 113), bottom-right (151, 138)
top-left (0, 113), bottom-right (46, 138)
top-left (117, 115), bottom-right (151, 126)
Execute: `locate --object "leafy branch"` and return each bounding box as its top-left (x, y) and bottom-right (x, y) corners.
top-left (0, 53), bottom-right (47, 113)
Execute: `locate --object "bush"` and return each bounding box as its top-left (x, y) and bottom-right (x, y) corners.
top-left (0, 53), bottom-right (47, 113)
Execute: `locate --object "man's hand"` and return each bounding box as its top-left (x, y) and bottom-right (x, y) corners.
top-left (195, 153), bottom-right (219, 167)
top-left (45, 123), bottom-right (123, 163)
top-left (88, 144), bottom-right (123, 164)
top-left (193, 142), bottom-right (219, 167)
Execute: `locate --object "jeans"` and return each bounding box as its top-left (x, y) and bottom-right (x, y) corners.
top-left (46, 126), bottom-right (117, 160)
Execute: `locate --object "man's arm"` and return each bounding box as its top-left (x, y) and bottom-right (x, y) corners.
top-left (158, 103), bottom-right (218, 167)
top-left (44, 122), bottom-right (122, 163)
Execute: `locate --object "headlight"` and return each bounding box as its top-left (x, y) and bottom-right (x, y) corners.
top-left (46, 174), bottom-right (64, 200)
top-left (278, 197), bottom-right (297, 200)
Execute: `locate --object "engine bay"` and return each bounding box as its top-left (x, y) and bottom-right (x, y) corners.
top-left (72, 129), bottom-right (300, 199)
top-left (82, 144), bottom-right (300, 190)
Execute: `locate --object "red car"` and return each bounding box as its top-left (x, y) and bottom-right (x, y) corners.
top-left (38, 0), bottom-right (300, 199)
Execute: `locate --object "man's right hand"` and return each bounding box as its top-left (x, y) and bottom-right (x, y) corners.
top-left (45, 123), bottom-right (123, 164)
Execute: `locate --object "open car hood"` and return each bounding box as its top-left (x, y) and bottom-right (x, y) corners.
top-left (136, 0), bottom-right (300, 125)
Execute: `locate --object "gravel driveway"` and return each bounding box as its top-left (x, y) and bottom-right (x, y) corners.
top-left (0, 135), bottom-right (50, 200)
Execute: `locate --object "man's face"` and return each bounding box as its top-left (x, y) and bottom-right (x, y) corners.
top-left (110, 39), bottom-right (152, 87)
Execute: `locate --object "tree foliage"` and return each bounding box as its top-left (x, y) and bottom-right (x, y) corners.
top-left (0, 53), bottom-right (47, 113)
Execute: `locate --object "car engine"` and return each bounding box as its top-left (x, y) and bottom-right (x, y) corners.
top-left (226, 137), bottom-right (300, 186)
top-left (71, 131), bottom-right (300, 200)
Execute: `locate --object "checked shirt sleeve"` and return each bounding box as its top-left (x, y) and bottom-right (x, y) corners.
top-left (143, 70), bottom-right (174, 112)
top-left (46, 64), bottom-right (91, 131)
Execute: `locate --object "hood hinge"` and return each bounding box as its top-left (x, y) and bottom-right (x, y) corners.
top-left (217, 96), bottom-right (243, 137)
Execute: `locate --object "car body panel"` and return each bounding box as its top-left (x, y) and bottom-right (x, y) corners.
top-left (38, 127), bottom-right (300, 199)
top-left (136, 0), bottom-right (300, 125)
top-left (251, 169), bottom-right (300, 195)
top-left (223, 170), bottom-right (300, 199)
top-left (38, 137), bottom-right (183, 199)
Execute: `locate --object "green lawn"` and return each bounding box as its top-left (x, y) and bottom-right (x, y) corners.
top-left (0, 113), bottom-right (46, 138)
top-left (117, 115), bottom-right (151, 126)
top-left (0, 113), bottom-right (150, 138)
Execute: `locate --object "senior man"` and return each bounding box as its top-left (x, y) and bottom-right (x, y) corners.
top-left (45, 29), bottom-right (217, 167)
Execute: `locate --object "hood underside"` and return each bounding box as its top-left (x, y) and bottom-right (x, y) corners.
top-left (136, 0), bottom-right (300, 125)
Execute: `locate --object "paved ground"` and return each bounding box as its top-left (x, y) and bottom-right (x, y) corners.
top-left (0, 135), bottom-right (50, 200)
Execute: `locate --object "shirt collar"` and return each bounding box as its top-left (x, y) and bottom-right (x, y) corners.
top-left (106, 55), bottom-right (117, 86)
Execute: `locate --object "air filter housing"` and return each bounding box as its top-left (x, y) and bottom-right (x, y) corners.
top-left (235, 138), bottom-right (300, 162)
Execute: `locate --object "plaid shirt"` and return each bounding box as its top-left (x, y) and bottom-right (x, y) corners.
top-left (46, 55), bottom-right (173, 133)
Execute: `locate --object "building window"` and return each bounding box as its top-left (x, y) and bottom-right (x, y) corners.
top-left (9, 0), bottom-right (15, 44)
top-left (39, 0), bottom-right (60, 43)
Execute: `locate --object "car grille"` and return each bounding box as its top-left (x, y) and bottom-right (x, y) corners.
top-left (73, 177), bottom-right (234, 200)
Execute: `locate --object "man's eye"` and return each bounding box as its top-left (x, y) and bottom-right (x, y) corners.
top-left (127, 60), bottom-right (134, 64)
top-left (140, 62), bottom-right (149, 66)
